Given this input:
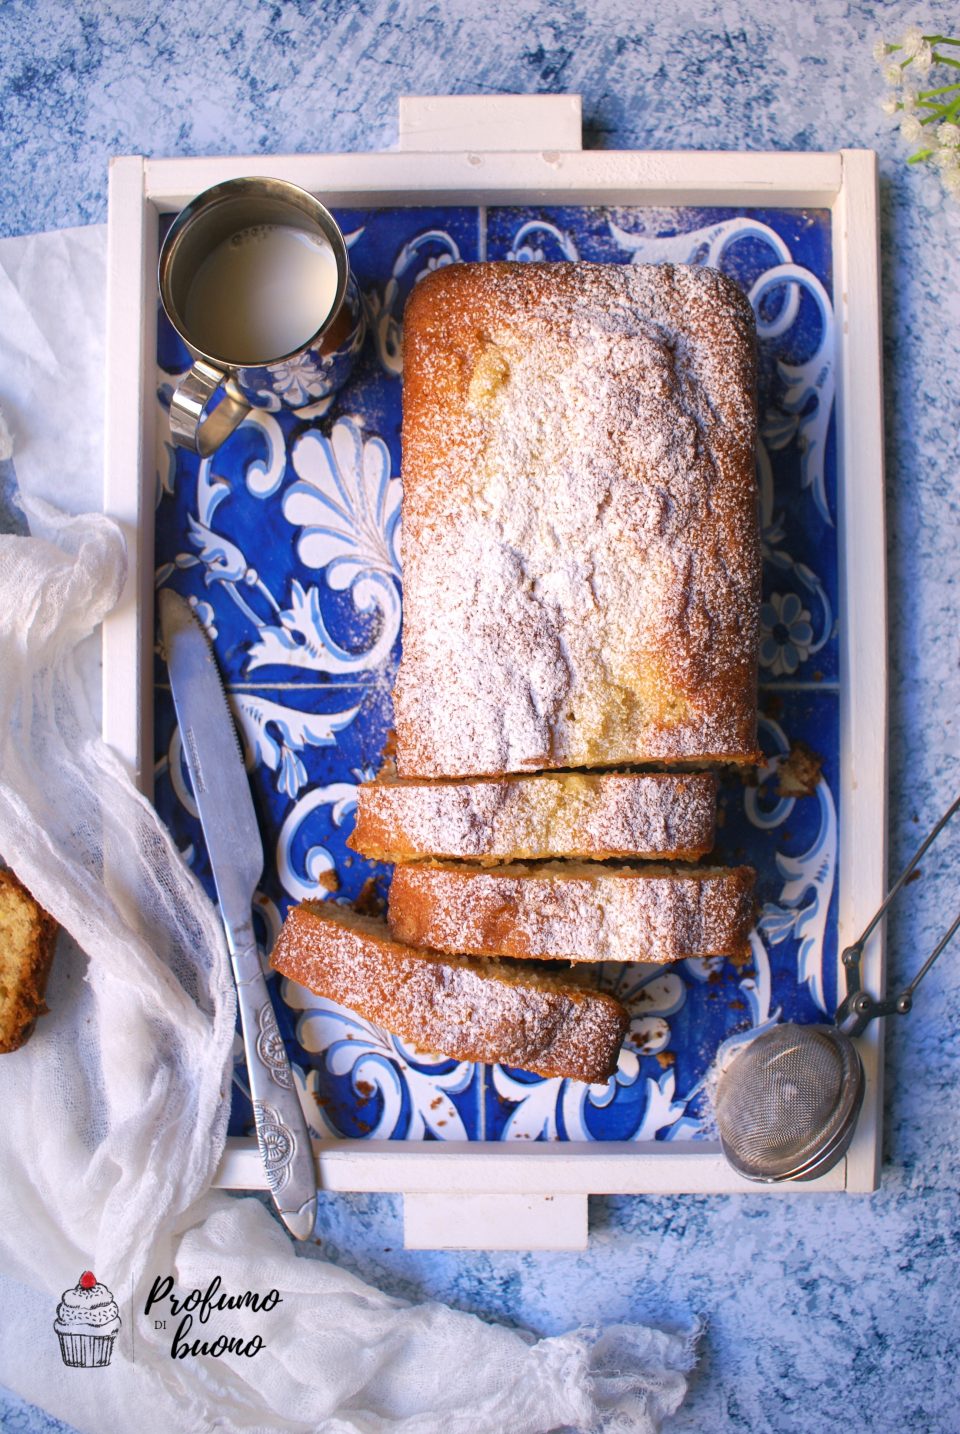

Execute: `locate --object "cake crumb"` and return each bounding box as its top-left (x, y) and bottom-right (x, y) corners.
top-left (777, 740), bottom-right (823, 798)
top-left (353, 877), bottom-right (384, 917)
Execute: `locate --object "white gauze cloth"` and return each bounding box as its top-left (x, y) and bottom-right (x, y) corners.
top-left (0, 227), bottom-right (697, 1434)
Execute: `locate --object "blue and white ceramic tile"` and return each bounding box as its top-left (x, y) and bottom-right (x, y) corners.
top-left (153, 202), bottom-right (840, 1146)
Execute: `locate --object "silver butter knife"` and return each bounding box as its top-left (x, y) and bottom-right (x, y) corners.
top-left (159, 588), bottom-right (318, 1241)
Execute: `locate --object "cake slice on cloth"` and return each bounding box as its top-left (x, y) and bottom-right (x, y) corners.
top-left (0, 867), bottom-right (58, 1053)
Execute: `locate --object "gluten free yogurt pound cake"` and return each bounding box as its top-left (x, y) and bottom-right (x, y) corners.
top-left (0, 868), bottom-right (58, 1053)
top-left (388, 860), bottom-right (756, 965)
top-left (349, 767), bottom-right (718, 864)
top-left (271, 901), bottom-right (629, 1083)
top-left (393, 260), bottom-right (761, 779)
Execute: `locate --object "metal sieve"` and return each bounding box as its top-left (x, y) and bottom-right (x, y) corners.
top-left (715, 793), bottom-right (960, 1183)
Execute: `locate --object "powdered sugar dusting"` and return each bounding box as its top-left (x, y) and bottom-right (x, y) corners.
top-left (394, 261), bottom-right (759, 779)
top-left (350, 769), bottom-right (717, 863)
top-left (388, 861), bottom-right (756, 964)
top-left (270, 902), bottom-right (628, 1083)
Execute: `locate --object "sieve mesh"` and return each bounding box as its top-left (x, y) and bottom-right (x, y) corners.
top-left (715, 1025), bottom-right (863, 1180)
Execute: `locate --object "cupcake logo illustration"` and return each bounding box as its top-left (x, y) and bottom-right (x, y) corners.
top-left (54, 1270), bottom-right (121, 1368)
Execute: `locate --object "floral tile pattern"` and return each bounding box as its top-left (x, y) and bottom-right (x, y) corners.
top-left (153, 202), bottom-right (839, 1146)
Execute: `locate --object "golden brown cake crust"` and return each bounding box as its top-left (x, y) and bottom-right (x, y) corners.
top-left (394, 260), bottom-right (760, 779)
top-left (0, 869), bottom-right (59, 1054)
top-left (270, 902), bottom-right (629, 1084)
top-left (349, 769), bottom-right (717, 864)
top-left (388, 860), bottom-right (756, 965)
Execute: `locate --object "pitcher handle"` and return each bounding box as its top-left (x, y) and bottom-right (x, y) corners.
top-left (169, 359), bottom-right (251, 457)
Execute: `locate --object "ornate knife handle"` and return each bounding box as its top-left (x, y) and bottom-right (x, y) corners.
top-left (230, 924), bottom-right (317, 1241)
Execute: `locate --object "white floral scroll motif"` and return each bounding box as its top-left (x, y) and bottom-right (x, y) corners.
top-left (737, 929), bottom-right (779, 1034)
top-left (745, 719), bottom-right (797, 831)
top-left (167, 412), bottom-right (289, 628)
top-left (282, 980), bottom-right (473, 1140)
top-left (248, 417), bottom-right (402, 677)
top-left (759, 779), bottom-right (838, 1014)
top-left (682, 934), bottom-right (777, 1018)
top-left (491, 967), bottom-right (690, 1142)
top-left (755, 439), bottom-right (835, 675)
top-left (578, 1052), bottom-right (691, 1143)
top-left (366, 229), bottom-right (462, 375)
top-left (667, 932), bottom-right (782, 1142)
top-left (245, 578), bottom-right (394, 677)
top-left (290, 1061), bottom-right (338, 1141)
top-left (506, 220), bottom-right (579, 262)
top-left (234, 695), bottom-right (361, 800)
top-left (746, 716), bottom-right (838, 1013)
top-left (606, 965), bottom-right (686, 1059)
top-left (224, 409), bottom-right (288, 499)
top-left (163, 689), bottom-right (358, 808)
top-left (610, 216), bottom-right (835, 529)
top-left (245, 352), bottom-right (329, 412)
top-left (749, 264), bottom-right (836, 528)
top-left (609, 214), bottom-right (800, 333)
top-left (281, 227), bottom-right (365, 420)
top-left (276, 783), bottom-right (359, 902)
top-left (490, 1058), bottom-right (690, 1144)
top-left (199, 410), bottom-right (287, 513)
top-left (760, 592), bottom-right (815, 676)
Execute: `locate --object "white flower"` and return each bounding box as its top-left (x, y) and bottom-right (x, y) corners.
top-left (938, 121), bottom-right (960, 147)
top-left (900, 25), bottom-right (924, 58)
top-left (913, 41), bottom-right (934, 74)
top-left (759, 593), bottom-right (814, 676)
top-left (900, 113), bottom-right (924, 143)
top-left (884, 61), bottom-right (903, 86)
top-left (901, 88), bottom-right (918, 112)
top-left (873, 37), bottom-right (889, 62)
top-left (944, 168), bottom-right (960, 196)
top-left (936, 146), bottom-right (960, 171)
top-left (881, 95), bottom-right (899, 116)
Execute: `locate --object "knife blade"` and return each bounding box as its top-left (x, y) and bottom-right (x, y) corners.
top-left (159, 588), bottom-right (317, 1241)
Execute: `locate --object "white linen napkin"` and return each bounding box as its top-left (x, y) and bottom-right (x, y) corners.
top-left (0, 225), bottom-right (697, 1434)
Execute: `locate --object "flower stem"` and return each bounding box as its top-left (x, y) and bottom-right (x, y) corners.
top-left (918, 81), bottom-right (960, 98)
top-left (907, 149), bottom-right (935, 163)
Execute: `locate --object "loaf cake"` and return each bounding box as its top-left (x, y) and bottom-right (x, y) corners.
top-left (0, 868), bottom-right (58, 1054)
top-left (393, 260), bottom-right (760, 779)
top-left (270, 901), bottom-right (629, 1083)
top-left (388, 861), bottom-right (755, 965)
top-left (349, 767), bottom-right (717, 864)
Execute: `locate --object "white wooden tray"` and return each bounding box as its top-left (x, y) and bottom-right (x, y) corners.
top-left (102, 95), bottom-right (886, 1249)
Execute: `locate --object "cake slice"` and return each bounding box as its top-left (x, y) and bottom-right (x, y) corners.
top-left (348, 768), bottom-right (717, 864)
top-left (0, 869), bottom-right (59, 1054)
top-left (394, 260), bottom-right (760, 779)
top-left (270, 901), bottom-right (629, 1083)
top-left (388, 860), bottom-right (755, 965)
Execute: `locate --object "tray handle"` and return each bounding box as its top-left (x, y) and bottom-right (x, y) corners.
top-left (403, 1193), bottom-right (588, 1251)
top-left (398, 94), bottom-right (582, 152)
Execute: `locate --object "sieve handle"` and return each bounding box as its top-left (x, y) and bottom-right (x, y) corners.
top-left (836, 792), bottom-right (960, 1037)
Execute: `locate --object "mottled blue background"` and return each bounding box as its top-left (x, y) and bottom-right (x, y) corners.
top-left (2, 1), bottom-right (960, 1430)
